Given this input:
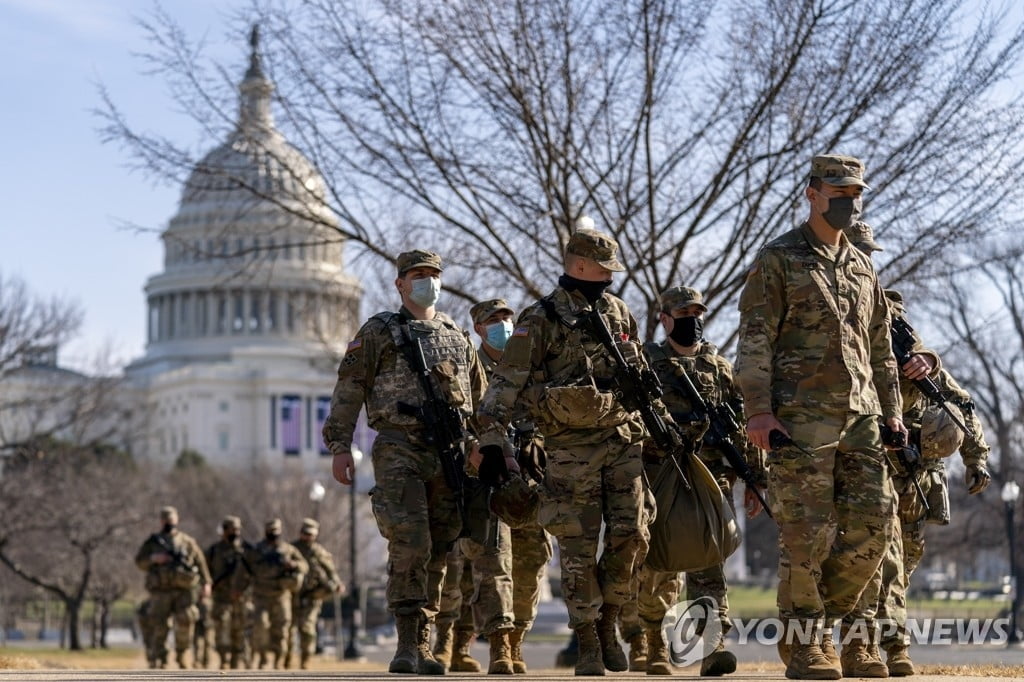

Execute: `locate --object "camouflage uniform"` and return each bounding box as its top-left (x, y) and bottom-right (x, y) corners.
top-left (205, 516), bottom-right (253, 669)
top-left (323, 249), bottom-right (486, 675)
top-left (478, 229), bottom-right (666, 674)
top-left (736, 188), bottom-right (900, 643)
top-left (246, 519), bottom-right (308, 669)
top-left (134, 506), bottom-right (212, 669)
top-left (289, 518), bottom-right (343, 669)
top-left (136, 599), bottom-right (161, 668)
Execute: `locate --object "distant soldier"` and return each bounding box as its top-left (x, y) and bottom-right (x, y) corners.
top-left (246, 518), bottom-right (308, 669)
top-left (287, 518), bottom-right (345, 670)
top-left (135, 599), bottom-right (161, 669)
top-left (206, 515), bottom-right (253, 670)
top-left (193, 593), bottom-right (212, 668)
top-left (134, 506), bottom-right (212, 669)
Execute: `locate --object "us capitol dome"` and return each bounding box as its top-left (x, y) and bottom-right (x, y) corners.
top-left (126, 27), bottom-right (363, 468)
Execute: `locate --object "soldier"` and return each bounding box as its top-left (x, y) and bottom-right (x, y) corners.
top-left (736, 155), bottom-right (905, 680)
top-left (135, 599), bottom-right (161, 669)
top-left (246, 518), bottom-right (308, 669)
top-left (323, 249), bottom-right (487, 675)
top-left (134, 506), bottom-right (212, 669)
top-left (205, 515), bottom-right (253, 670)
top-left (287, 518), bottom-right (345, 670)
top-left (477, 225), bottom-right (670, 676)
top-left (619, 285), bottom-right (766, 677)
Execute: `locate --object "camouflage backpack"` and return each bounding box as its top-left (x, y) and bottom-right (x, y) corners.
top-left (919, 403), bottom-right (965, 460)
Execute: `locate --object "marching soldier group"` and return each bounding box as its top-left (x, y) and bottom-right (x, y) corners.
top-left (135, 510), bottom-right (343, 670)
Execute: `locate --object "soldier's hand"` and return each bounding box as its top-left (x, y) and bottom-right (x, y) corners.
top-left (332, 449), bottom-right (356, 485)
top-left (744, 486), bottom-right (765, 519)
top-left (965, 463), bottom-right (991, 495)
top-left (469, 441), bottom-right (483, 471)
top-left (901, 353), bottom-right (935, 381)
top-left (746, 413), bottom-right (787, 451)
top-left (885, 416), bottom-right (909, 445)
top-left (202, 583), bottom-right (211, 599)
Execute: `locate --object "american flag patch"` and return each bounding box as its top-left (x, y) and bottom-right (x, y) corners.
top-left (512, 326), bottom-right (529, 337)
top-left (620, 333), bottom-right (629, 341)
top-left (347, 338), bottom-right (363, 352)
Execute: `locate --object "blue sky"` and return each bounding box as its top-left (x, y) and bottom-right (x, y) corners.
top-left (0, 0), bottom-right (244, 371)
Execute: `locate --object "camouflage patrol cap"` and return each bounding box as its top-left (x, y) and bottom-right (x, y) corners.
top-left (300, 518), bottom-right (319, 534)
top-left (810, 154), bottom-right (871, 189)
top-left (845, 221), bottom-right (883, 252)
top-left (396, 249), bottom-right (443, 276)
top-left (659, 286), bottom-right (708, 313)
top-left (470, 298), bottom-right (515, 325)
top-left (160, 506), bottom-right (178, 522)
top-left (565, 228), bottom-right (626, 272)
top-left (222, 515), bottom-right (241, 531)
top-left (489, 475), bottom-right (539, 529)
top-left (265, 518), bottom-right (282, 535)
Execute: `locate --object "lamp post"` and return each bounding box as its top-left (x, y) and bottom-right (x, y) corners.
top-left (309, 480), bottom-right (326, 521)
top-left (1002, 480), bottom-right (1021, 646)
top-left (344, 446), bottom-right (364, 660)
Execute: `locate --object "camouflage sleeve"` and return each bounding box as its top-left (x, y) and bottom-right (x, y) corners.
top-left (735, 250), bottom-right (785, 418)
top-left (135, 537), bottom-right (155, 571)
top-left (868, 278), bottom-right (902, 420)
top-left (190, 537), bottom-right (212, 585)
top-left (478, 306), bottom-right (549, 427)
top-left (322, 319), bottom-right (384, 453)
top-left (291, 546), bottom-right (309, 582)
top-left (936, 369), bottom-right (990, 466)
top-left (317, 545), bottom-right (342, 587)
top-left (717, 355), bottom-right (767, 486)
top-left (465, 332), bottom-right (488, 436)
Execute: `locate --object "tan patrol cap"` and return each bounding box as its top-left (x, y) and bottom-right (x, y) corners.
top-left (470, 299), bottom-right (515, 325)
top-left (844, 221), bottom-right (883, 252)
top-left (222, 515), bottom-right (241, 531)
top-left (160, 506), bottom-right (179, 522)
top-left (396, 250), bottom-right (443, 276)
top-left (565, 228), bottom-right (625, 272)
top-left (659, 286), bottom-right (708, 313)
top-left (809, 154), bottom-right (870, 189)
top-left (265, 518), bottom-right (283, 534)
top-left (300, 518), bottom-right (320, 534)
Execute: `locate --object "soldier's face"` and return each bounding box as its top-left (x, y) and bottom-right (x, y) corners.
top-left (660, 305), bottom-right (703, 333)
top-left (572, 257), bottom-right (614, 283)
top-left (807, 183), bottom-right (863, 213)
top-left (474, 311), bottom-right (514, 339)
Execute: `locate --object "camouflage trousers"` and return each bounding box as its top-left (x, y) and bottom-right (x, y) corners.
top-left (136, 600), bottom-right (158, 666)
top-left (771, 410), bottom-right (891, 622)
top-left (147, 589), bottom-right (198, 662)
top-left (369, 438), bottom-right (461, 619)
top-left (539, 435), bottom-right (645, 628)
top-left (252, 591), bottom-right (292, 659)
top-left (289, 596), bottom-right (324, 661)
top-left (843, 473), bottom-right (900, 634)
top-left (510, 521), bottom-right (552, 630)
top-left (437, 550), bottom-right (475, 631)
top-left (211, 598), bottom-right (250, 663)
top-left (437, 525), bottom-right (515, 636)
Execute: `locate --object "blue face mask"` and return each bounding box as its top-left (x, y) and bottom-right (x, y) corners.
top-left (408, 276), bottom-right (441, 307)
top-left (485, 320), bottom-right (514, 350)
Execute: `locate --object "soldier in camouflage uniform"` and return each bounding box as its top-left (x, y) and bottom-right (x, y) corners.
top-left (618, 286), bottom-right (766, 677)
top-left (135, 599), bottom-right (161, 668)
top-left (245, 518), bottom-right (308, 670)
top-left (287, 518), bottom-right (344, 670)
top-left (477, 226), bottom-right (674, 676)
top-left (736, 155), bottom-right (905, 680)
top-left (134, 506), bottom-right (212, 669)
top-left (205, 515), bottom-right (253, 670)
top-left (323, 249), bottom-right (488, 675)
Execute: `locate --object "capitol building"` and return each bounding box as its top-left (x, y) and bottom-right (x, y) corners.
top-left (123, 32), bottom-right (362, 468)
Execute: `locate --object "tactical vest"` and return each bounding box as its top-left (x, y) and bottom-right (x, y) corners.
top-left (367, 312), bottom-right (474, 432)
top-left (644, 342), bottom-right (724, 423)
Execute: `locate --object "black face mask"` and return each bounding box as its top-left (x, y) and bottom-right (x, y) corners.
top-left (162, 523), bottom-right (176, 534)
top-left (225, 533), bottom-right (239, 543)
top-left (559, 274), bottom-right (612, 303)
top-left (669, 316), bottom-right (703, 347)
top-left (266, 533), bottom-right (280, 543)
top-left (821, 195), bottom-right (862, 231)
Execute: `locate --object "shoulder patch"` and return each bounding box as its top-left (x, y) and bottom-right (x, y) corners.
top-left (346, 338), bottom-right (363, 352)
top-left (512, 326), bottom-right (530, 338)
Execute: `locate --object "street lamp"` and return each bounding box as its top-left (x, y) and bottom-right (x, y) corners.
top-left (1002, 480), bottom-right (1021, 646)
top-left (309, 480), bottom-right (326, 521)
top-left (344, 446), bottom-right (365, 660)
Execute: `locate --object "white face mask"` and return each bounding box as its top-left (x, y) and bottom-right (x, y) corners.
top-left (485, 320), bottom-right (514, 350)
top-left (408, 276), bottom-right (441, 307)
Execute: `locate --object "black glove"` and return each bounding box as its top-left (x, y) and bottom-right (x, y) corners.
top-left (965, 463), bottom-right (991, 495)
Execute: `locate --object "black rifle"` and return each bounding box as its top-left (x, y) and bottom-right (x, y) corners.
top-left (578, 309), bottom-right (691, 486)
top-left (152, 533), bottom-right (194, 573)
top-left (880, 424), bottom-right (929, 512)
top-left (890, 315), bottom-right (972, 437)
top-left (396, 332), bottom-right (470, 536)
top-left (210, 541), bottom-right (254, 592)
top-left (670, 370), bottom-right (773, 519)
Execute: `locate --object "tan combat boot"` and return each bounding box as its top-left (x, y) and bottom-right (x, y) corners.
top-left (839, 625), bottom-right (888, 678)
top-left (786, 642), bottom-right (841, 680)
top-left (417, 617), bottom-right (447, 675)
top-left (487, 631), bottom-right (515, 674)
top-left (508, 626), bottom-right (528, 674)
top-left (299, 651), bottom-right (310, 670)
top-left (175, 650), bottom-right (188, 669)
top-left (821, 627), bottom-right (839, 669)
top-left (433, 621), bottom-right (455, 669)
top-left (389, 613), bottom-right (420, 673)
top-left (644, 623), bottom-right (671, 676)
top-left (575, 622), bottom-right (606, 676)
top-left (627, 630), bottom-right (648, 672)
top-left (595, 604), bottom-right (628, 672)
top-left (699, 643), bottom-right (737, 676)
top-left (884, 643), bottom-right (916, 677)
top-left (450, 628), bottom-right (483, 672)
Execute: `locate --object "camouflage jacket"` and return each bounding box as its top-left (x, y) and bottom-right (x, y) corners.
top-left (293, 539), bottom-right (342, 600)
top-left (323, 306), bottom-right (486, 451)
top-left (135, 529), bottom-right (211, 593)
top-left (645, 340), bottom-right (766, 483)
top-left (205, 538), bottom-right (253, 603)
top-left (245, 539), bottom-right (309, 598)
top-left (478, 286), bottom-right (662, 447)
top-left (736, 223), bottom-right (901, 420)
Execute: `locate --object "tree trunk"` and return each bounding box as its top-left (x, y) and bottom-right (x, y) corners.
top-left (99, 599), bottom-right (110, 648)
top-left (65, 599), bottom-right (81, 650)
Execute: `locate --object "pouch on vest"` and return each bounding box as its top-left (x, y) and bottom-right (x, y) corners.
top-left (542, 384), bottom-right (621, 428)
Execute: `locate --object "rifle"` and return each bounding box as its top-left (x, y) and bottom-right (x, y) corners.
top-left (890, 315), bottom-right (972, 437)
top-left (152, 533), bottom-right (194, 573)
top-left (669, 369), bottom-right (773, 519)
top-left (395, 332), bottom-right (470, 536)
top-left (881, 423), bottom-right (930, 513)
top-left (578, 308), bottom-right (691, 487)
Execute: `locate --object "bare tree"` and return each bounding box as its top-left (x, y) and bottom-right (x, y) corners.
top-left (99, 0), bottom-right (1024, 338)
